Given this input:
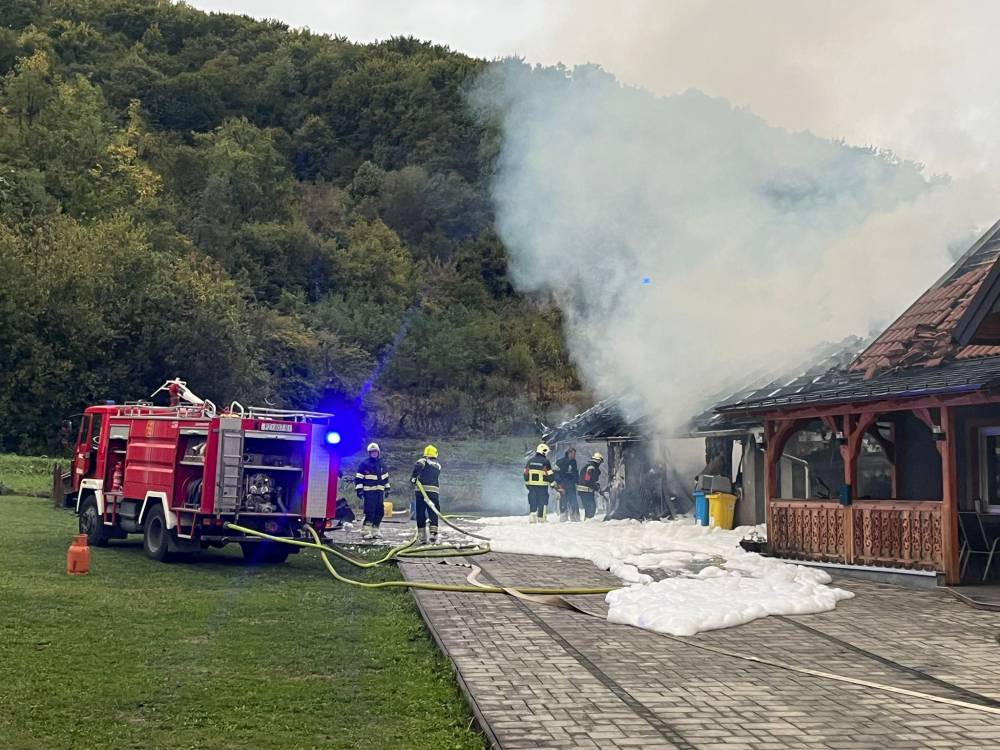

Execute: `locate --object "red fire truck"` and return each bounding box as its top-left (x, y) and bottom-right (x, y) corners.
top-left (68, 379), bottom-right (343, 563)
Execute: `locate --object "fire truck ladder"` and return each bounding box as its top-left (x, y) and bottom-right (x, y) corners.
top-left (228, 402), bottom-right (333, 423)
top-left (215, 417), bottom-right (244, 514)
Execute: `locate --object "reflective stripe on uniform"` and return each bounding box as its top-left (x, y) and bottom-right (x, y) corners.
top-left (525, 469), bottom-right (548, 486)
top-left (417, 485), bottom-right (440, 493)
top-left (577, 486), bottom-right (595, 493)
top-left (359, 485), bottom-right (388, 492)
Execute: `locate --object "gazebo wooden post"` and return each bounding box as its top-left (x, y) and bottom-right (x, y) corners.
top-left (765, 418), bottom-right (802, 502)
top-left (940, 406), bottom-right (960, 584)
top-left (764, 417), bottom-right (805, 554)
top-left (844, 411), bottom-right (880, 564)
top-left (841, 414), bottom-right (857, 564)
top-left (914, 404), bottom-right (961, 582)
top-left (764, 419), bottom-right (776, 506)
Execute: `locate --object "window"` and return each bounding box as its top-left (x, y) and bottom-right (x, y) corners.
top-left (978, 428), bottom-right (1000, 513)
top-left (89, 413), bottom-right (103, 451)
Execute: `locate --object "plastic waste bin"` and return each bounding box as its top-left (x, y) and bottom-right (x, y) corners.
top-left (693, 490), bottom-right (709, 526)
top-left (383, 500), bottom-right (394, 518)
top-left (707, 492), bottom-right (737, 530)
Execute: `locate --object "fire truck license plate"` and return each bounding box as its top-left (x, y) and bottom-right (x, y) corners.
top-left (259, 422), bottom-right (293, 432)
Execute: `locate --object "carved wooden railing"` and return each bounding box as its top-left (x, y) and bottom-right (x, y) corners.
top-left (769, 498), bottom-right (944, 571)
top-left (852, 500), bottom-right (942, 570)
top-left (768, 500), bottom-right (846, 563)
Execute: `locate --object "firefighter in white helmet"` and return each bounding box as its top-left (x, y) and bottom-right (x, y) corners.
top-left (577, 452), bottom-right (604, 519)
top-left (410, 444), bottom-right (442, 544)
top-left (355, 442), bottom-right (390, 539)
top-left (523, 443), bottom-right (556, 523)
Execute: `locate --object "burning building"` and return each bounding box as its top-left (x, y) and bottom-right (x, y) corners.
top-left (547, 219), bottom-right (1000, 587)
top-left (543, 337), bottom-right (868, 526)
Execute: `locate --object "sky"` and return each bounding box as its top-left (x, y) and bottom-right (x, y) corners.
top-left (190, 0), bottom-right (1000, 178)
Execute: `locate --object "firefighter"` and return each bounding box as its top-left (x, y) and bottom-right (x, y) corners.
top-left (523, 443), bottom-right (556, 523)
top-left (355, 442), bottom-right (390, 539)
top-left (554, 447), bottom-right (580, 522)
top-left (577, 452), bottom-right (604, 519)
top-left (411, 444), bottom-right (442, 544)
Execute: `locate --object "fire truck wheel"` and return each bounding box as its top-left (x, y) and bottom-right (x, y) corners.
top-left (79, 497), bottom-right (109, 547)
top-left (239, 541), bottom-right (290, 565)
top-left (143, 504), bottom-right (173, 562)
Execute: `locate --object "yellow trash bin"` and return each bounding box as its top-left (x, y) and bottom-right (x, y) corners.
top-left (707, 492), bottom-right (737, 530)
top-left (383, 501), bottom-right (393, 518)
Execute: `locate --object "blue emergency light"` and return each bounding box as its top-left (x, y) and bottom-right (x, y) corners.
top-left (325, 431), bottom-right (342, 446)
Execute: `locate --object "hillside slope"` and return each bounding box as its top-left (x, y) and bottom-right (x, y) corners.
top-left (0, 1), bottom-right (578, 452)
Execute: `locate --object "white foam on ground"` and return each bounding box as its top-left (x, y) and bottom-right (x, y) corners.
top-left (474, 515), bottom-right (854, 636)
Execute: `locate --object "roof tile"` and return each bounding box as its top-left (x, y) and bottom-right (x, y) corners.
top-left (850, 255), bottom-right (1000, 374)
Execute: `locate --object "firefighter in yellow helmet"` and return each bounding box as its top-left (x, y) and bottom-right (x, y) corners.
top-left (523, 443), bottom-right (556, 523)
top-left (410, 444), bottom-right (442, 544)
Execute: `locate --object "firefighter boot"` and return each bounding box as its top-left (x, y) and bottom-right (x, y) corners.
top-left (541, 506), bottom-right (548, 523)
top-left (372, 526), bottom-right (382, 540)
top-left (529, 512), bottom-right (537, 524)
top-left (420, 526), bottom-right (430, 545)
top-left (361, 522), bottom-right (373, 539)
top-left (429, 526), bottom-right (439, 545)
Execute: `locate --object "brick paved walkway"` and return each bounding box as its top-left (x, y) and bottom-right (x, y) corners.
top-left (399, 551), bottom-right (1000, 750)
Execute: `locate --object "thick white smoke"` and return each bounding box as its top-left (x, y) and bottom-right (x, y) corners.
top-left (472, 61), bottom-right (998, 432)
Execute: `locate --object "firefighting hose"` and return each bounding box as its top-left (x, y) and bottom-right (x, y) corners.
top-left (224, 522), bottom-right (615, 595)
top-left (223, 481), bottom-right (616, 595)
top-left (413, 480), bottom-right (491, 541)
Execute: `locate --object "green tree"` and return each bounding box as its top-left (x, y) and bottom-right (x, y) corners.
top-left (0, 1), bottom-right (585, 451)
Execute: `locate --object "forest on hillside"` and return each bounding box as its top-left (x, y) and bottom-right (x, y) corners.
top-left (0, 0), bottom-right (581, 453)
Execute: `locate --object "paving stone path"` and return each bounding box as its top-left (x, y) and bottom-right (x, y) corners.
top-left (399, 550), bottom-right (1000, 750)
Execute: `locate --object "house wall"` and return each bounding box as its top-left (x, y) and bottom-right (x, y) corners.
top-left (895, 412), bottom-right (943, 500)
top-left (955, 402), bottom-right (1000, 511)
top-left (736, 435), bottom-right (765, 527)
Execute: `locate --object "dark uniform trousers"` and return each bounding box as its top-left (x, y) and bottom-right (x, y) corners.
top-left (411, 457), bottom-right (443, 530)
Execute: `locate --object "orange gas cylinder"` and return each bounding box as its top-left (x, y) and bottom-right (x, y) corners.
top-left (67, 534), bottom-right (90, 576)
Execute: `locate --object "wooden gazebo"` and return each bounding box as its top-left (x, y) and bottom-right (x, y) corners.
top-left (717, 220), bottom-right (1000, 584)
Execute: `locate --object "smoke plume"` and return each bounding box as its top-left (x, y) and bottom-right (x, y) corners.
top-left (471, 60), bottom-right (998, 434)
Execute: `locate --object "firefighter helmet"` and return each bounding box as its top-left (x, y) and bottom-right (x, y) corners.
top-left (423, 444), bottom-right (438, 458)
top-left (367, 442), bottom-right (380, 454)
top-left (592, 452), bottom-right (604, 463)
top-left (536, 443), bottom-right (550, 456)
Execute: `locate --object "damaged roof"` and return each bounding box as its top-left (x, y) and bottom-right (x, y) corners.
top-left (543, 336), bottom-right (868, 444)
top-left (850, 218), bottom-right (1000, 376)
top-left (542, 394), bottom-right (649, 445)
top-left (720, 218), bottom-right (1000, 414)
top-left (692, 336), bottom-right (869, 433)
top-left (716, 355), bottom-right (1000, 413)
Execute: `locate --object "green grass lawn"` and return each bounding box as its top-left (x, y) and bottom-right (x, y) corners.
top-left (0, 454), bottom-right (64, 496)
top-left (0, 496), bottom-right (485, 750)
